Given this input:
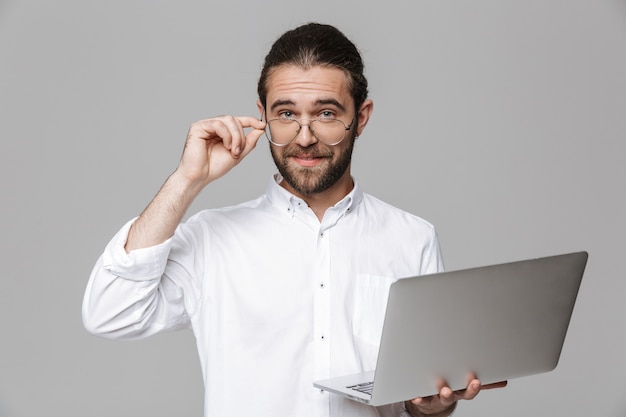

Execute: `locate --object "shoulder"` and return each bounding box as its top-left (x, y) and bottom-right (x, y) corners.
top-left (360, 192), bottom-right (436, 234)
top-left (355, 192), bottom-right (444, 274)
top-left (187, 194), bottom-right (269, 223)
top-left (173, 194), bottom-right (271, 243)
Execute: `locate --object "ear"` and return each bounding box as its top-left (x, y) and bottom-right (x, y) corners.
top-left (355, 99), bottom-right (374, 137)
top-left (257, 100), bottom-right (265, 120)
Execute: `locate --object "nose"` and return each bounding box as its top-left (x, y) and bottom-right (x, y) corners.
top-left (294, 120), bottom-right (318, 147)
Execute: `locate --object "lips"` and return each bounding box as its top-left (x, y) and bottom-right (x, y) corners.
top-left (284, 149), bottom-right (329, 158)
top-left (284, 147), bottom-right (330, 165)
top-left (290, 154), bottom-right (326, 167)
top-left (280, 143), bottom-right (333, 168)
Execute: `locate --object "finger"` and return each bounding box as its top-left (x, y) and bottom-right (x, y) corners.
top-left (229, 116), bottom-right (267, 158)
top-left (409, 380), bottom-right (444, 406)
top-left (439, 385), bottom-right (455, 403)
top-left (412, 380), bottom-right (454, 409)
top-left (188, 117), bottom-right (234, 148)
top-left (455, 379), bottom-right (507, 401)
top-left (239, 127), bottom-right (266, 157)
top-left (408, 396), bottom-right (433, 409)
top-left (238, 116), bottom-right (267, 156)
top-left (434, 378), bottom-right (455, 404)
top-left (236, 116), bottom-right (267, 130)
top-left (215, 116), bottom-right (246, 157)
top-left (457, 379), bottom-right (481, 400)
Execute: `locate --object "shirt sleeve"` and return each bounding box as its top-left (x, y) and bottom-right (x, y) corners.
top-left (421, 226), bottom-right (445, 275)
top-left (82, 218), bottom-right (192, 340)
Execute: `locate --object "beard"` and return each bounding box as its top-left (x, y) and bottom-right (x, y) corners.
top-left (270, 133), bottom-right (356, 196)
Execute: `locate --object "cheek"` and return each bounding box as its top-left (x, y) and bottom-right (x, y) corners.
top-left (336, 138), bottom-right (356, 159)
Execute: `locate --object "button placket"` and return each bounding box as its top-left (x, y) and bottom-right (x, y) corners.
top-left (312, 226), bottom-right (331, 383)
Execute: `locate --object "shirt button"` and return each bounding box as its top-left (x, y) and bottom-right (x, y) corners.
top-left (320, 282), bottom-right (325, 288)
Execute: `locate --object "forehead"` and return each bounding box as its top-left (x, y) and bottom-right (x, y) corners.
top-left (265, 65), bottom-right (353, 110)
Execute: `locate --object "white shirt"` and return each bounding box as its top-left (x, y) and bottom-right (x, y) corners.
top-left (83, 175), bottom-right (444, 417)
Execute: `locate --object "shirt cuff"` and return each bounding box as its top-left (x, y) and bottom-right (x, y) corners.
top-left (101, 218), bottom-right (174, 281)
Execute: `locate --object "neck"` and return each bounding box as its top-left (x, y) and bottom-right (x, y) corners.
top-left (280, 171), bottom-right (354, 221)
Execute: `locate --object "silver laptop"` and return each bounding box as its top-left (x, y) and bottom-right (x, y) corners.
top-left (313, 251), bottom-right (588, 406)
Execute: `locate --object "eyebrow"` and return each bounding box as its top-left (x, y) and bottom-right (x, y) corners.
top-left (269, 98), bottom-right (346, 112)
top-left (269, 99), bottom-right (295, 112)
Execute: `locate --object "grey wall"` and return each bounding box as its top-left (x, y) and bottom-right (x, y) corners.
top-left (1, 1), bottom-right (624, 416)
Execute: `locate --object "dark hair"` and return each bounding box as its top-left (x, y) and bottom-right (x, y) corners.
top-left (258, 23), bottom-right (369, 113)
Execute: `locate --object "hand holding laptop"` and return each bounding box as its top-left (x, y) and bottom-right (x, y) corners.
top-left (405, 377), bottom-right (508, 416)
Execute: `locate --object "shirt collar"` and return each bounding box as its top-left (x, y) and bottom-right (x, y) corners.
top-left (265, 174), bottom-right (363, 219)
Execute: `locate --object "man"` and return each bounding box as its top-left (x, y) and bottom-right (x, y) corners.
top-left (83, 23), bottom-right (504, 417)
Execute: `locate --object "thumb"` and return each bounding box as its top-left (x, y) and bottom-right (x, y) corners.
top-left (239, 126), bottom-right (266, 158)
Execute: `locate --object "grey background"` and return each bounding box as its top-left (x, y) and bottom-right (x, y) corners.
top-left (1, 1), bottom-right (624, 416)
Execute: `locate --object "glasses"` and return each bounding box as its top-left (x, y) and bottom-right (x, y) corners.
top-left (264, 117), bottom-right (354, 146)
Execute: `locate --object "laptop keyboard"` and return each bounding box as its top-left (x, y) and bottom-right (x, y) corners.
top-left (347, 381), bottom-right (374, 395)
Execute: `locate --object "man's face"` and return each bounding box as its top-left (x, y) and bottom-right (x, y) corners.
top-left (260, 65), bottom-right (358, 197)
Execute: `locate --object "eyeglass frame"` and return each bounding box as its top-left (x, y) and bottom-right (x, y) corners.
top-left (262, 113), bottom-right (356, 147)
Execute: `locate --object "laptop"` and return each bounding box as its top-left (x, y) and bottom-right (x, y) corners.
top-left (313, 251), bottom-right (588, 406)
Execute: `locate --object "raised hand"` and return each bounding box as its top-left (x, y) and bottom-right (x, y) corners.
top-left (177, 115), bottom-right (266, 189)
top-left (125, 115), bottom-right (266, 252)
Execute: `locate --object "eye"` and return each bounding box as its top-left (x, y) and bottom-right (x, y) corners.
top-left (278, 111), bottom-right (296, 120)
top-left (318, 110), bottom-right (336, 120)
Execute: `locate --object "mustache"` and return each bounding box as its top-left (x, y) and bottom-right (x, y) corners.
top-left (282, 144), bottom-right (333, 158)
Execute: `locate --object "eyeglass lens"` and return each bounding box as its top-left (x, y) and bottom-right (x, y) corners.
top-left (266, 119), bottom-right (348, 146)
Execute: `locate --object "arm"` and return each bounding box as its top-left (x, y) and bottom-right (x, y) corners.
top-left (126, 116), bottom-right (266, 251)
top-left (82, 116), bottom-right (266, 338)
